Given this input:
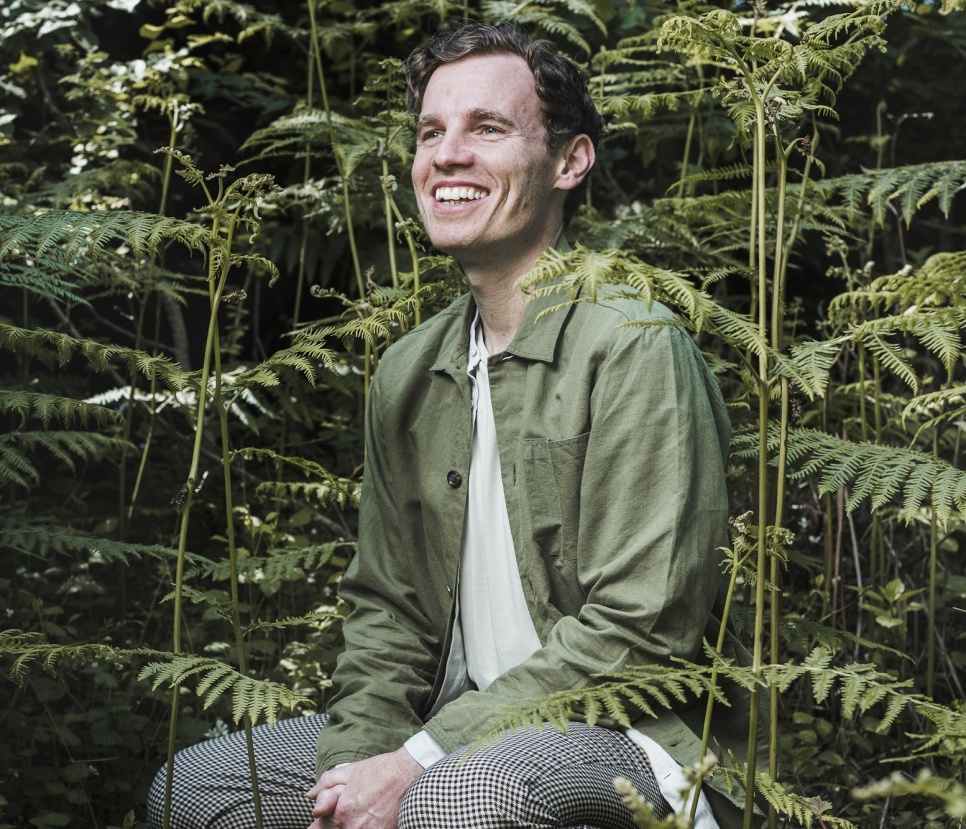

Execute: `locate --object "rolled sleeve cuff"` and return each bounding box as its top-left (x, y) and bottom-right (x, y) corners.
top-left (404, 730), bottom-right (448, 769)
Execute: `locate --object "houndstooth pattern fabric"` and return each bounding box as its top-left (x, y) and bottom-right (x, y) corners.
top-left (147, 715), bottom-right (670, 829)
top-left (399, 722), bottom-right (671, 829)
top-left (147, 714), bottom-right (322, 829)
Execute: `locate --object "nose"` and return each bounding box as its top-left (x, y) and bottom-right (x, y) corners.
top-left (432, 130), bottom-right (473, 170)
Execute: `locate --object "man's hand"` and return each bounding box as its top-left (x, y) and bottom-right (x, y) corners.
top-left (306, 747), bottom-right (423, 829)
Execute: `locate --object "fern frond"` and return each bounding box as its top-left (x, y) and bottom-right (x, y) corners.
top-left (0, 520), bottom-right (197, 565)
top-left (775, 614), bottom-right (908, 660)
top-left (520, 245), bottom-right (724, 334)
top-left (757, 772), bottom-right (858, 828)
top-left (244, 610), bottom-right (343, 634)
top-left (784, 428), bottom-right (966, 524)
top-left (0, 631), bottom-right (126, 685)
top-left (902, 386), bottom-right (966, 437)
top-left (821, 161), bottom-right (966, 226)
top-left (0, 390), bottom-right (122, 429)
top-left (233, 447), bottom-right (361, 509)
top-left (139, 655), bottom-right (312, 725)
top-left (0, 210), bottom-right (209, 260)
top-left (0, 431), bottom-right (135, 486)
top-left (0, 324), bottom-right (190, 388)
top-left (670, 162), bottom-right (754, 194)
top-left (0, 262), bottom-right (88, 305)
top-left (254, 479), bottom-right (361, 510)
top-left (199, 542), bottom-right (354, 596)
top-left (773, 336), bottom-right (848, 398)
top-left (854, 770), bottom-right (966, 820)
top-left (0, 442), bottom-right (39, 488)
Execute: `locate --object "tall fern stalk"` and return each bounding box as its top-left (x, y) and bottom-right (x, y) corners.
top-left (159, 160), bottom-right (275, 829)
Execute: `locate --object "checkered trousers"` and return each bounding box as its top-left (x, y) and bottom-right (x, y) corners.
top-left (147, 714), bottom-right (322, 829)
top-left (147, 715), bottom-right (670, 829)
top-left (399, 721), bottom-right (671, 829)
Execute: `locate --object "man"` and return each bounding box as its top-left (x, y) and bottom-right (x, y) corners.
top-left (149, 21), bottom-right (752, 829)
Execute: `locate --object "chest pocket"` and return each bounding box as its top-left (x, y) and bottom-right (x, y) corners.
top-left (522, 432), bottom-right (590, 560)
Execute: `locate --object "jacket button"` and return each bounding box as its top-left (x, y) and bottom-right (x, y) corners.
top-left (447, 470), bottom-right (462, 488)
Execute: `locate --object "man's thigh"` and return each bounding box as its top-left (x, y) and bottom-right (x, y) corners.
top-left (399, 722), bottom-right (671, 829)
top-left (147, 714), bottom-right (323, 829)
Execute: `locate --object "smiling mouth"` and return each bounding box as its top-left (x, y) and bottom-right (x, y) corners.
top-left (435, 186), bottom-right (488, 203)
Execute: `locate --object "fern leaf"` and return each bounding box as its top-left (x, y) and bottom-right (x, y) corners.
top-left (0, 211), bottom-right (209, 260)
top-left (139, 655), bottom-right (312, 726)
top-left (0, 324), bottom-right (190, 388)
top-left (0, 390), bottom-right (122, 429)
top-left (234, 447), bottom-right (361, 509)
top-left (786, 428), bottom-right (966, 524)
top-left (0, 520), bottom-right (198, 565)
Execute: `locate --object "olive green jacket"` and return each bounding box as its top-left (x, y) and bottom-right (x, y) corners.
top-left (317, 285), bottom-right (757, 828)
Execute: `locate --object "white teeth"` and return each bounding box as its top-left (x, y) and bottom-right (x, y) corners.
top-left (434, 186), bottom-right (488, 202)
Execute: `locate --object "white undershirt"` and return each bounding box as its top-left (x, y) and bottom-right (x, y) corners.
top-left (404, 314), bottom-right (719, 828)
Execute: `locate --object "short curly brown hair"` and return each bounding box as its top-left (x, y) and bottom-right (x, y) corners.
top-left (405, 21), bottom-right (602, 220)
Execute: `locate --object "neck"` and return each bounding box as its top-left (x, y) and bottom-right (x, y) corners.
top-left (469, 274), bottom-right (526, 355)
top-left (462, 223), bottom-right (563, 354)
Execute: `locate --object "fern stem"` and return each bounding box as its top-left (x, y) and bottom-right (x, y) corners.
top-left (769, 377), bottom-right (790, 806)
top-left (212, 321), bottom-right (265, 829)
top-left (306, 0), bottom-right (365, 303)
top-left (163, 201), bottom-right (235, 829)
top-left (128, 300), bottom-right (162, 527)
top-left (864, 100), bottom-right (888, 262)
top-left (380, 144), bottom-right (400, 290)
top-left (677, 104), bottom-right (697, 199)
top-left (293, 30), bottom-right (318, 328)
top-left (870, 355), bottom-right (884, 582)
top-left (386, 192), bottom-right (423, 328)
top-left (927, 429), bottom-right (938, 699)
top-left (743, 85), bottom-right (770, 829)
top-left (692, 539), bottom-right (751, 824)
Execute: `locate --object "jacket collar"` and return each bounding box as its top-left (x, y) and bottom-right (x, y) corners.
top-left (430, 237), bottom-right (575, 374)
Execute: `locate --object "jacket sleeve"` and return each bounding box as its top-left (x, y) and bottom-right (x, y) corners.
top-left (423, 321), bottom-right (732, 753)
top-left (314, 370), bottom-right (441, 776)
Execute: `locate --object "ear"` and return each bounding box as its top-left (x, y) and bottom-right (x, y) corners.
top-left (553, 134), bottom-right (596, 192)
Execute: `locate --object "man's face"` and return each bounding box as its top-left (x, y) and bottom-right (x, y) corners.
top-left (411, 53), bottom-right (568, 274)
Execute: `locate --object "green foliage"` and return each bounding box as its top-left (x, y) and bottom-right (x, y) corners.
top-left (138, 655), bottom-right (312, 726)
top-left (1, 0), bottom-right (964, 826)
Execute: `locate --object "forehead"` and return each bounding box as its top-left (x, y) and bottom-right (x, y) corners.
top-left (419, 53), bottom-right (543, 128)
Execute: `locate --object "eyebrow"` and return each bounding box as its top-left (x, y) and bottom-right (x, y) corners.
top-left (415, 108), bottom-right (520, 132)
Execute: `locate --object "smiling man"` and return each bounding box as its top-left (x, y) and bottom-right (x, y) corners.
top-left (149, 21), bottom-right (752, 829)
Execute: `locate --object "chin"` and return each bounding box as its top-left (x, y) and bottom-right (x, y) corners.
top-left (427, 234), bottom-right (482, 258)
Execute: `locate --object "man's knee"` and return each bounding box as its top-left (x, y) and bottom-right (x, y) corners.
top-left (399, 753), bottom-right (525, 828)
top-left (147, 760), bottom-right (220, 829)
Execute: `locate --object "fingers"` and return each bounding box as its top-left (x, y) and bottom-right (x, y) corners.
top-left (312, 783), bottom-right (345, 817)
top-left (307, 767), bottom-right (346, 799)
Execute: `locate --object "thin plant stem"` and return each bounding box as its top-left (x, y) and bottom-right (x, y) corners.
top-left (305, 0), bottom-right (365, 303)
top-left (293, 31), bottom-right (317, 328)
top-left (386, 190), bottom-right (423, 327)
top-left (677, 105), bottom-right (697, 199)
top-left (769, 377), bottom-right (790, 819)
top-left (691, 539), bottom-right (753, 824)
top-left (927, 430), bottom-right (939, 698)
top-left (127, 110), bottom-right (180, 526)
top-left (161, 184), bottom-right (240, 828)
top-left (743, 86), bottom-right (771, 829)
top-left (870, 355), bottom-right (884, 581)
top-left (212, 320), bottom-right (265, 829)
top-left (380, 143), bottom-right (400, 290)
